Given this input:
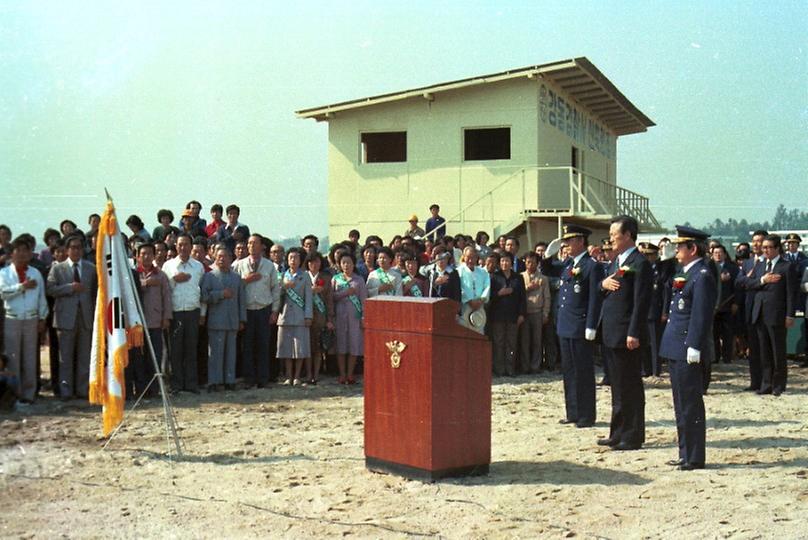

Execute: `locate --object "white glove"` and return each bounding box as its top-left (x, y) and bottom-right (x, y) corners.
top-left (545, 238), bottom-right (562, 259)
top-left (585, 328), bottom-right (597, 341)
top-left (802, 282), bottom-right (808, 293)
top-left (660, 242), bottom-right (676, 261)
top-left (686, 347), bottom-right (701, 365)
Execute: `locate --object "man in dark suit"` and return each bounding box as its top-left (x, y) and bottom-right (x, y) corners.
top-left (597, 216), bottom-right (652, 451)
top-left (639, 242), bottom-right (675, 377)
top-left (711, 244), bottom-right (739, 364)
top-left (735, 230), bottom-right (768, 391)
top-left (659, 226), bottom-right (717, 471)
top-left (542, 225), bottom-right (604, 428)
top-left (747, 234), bottom-right (798, 395)
top-left (505, 237), bottom-right (526, 273)
top-left (46, 234), bottom-right (98, 399)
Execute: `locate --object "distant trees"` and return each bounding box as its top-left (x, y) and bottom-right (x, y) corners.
top-left (692, 205), bottom-right (808, 243)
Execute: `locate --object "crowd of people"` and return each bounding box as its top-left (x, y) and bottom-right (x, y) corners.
top-left (1, 201), bottom-right (807, 470)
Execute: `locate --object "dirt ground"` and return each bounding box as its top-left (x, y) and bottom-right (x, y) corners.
top-left (1, 355), bottom-right (807, 539)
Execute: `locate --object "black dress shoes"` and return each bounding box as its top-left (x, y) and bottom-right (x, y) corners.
top-left (743, 386), bottom-right (759, 392)
top-left (612, 442), bottom-right (641, 451)
top-left (666, 459), bottom-right (684, 466)
top-left (596, 438), bottom-right (617, 447)
top-left (559, 418), bottom-right (576, 425)
top-left (756, 387), bottom-right (772, 395)
top-left (575, 420), bottom-right (594, 428)
top-left (772, 389), bottom-right (783, 396)
top-left (678, 462), bottom-right (705, 471)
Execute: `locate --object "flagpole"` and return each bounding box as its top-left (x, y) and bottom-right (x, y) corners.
top-left (100, 189), bottom-right (183, 458)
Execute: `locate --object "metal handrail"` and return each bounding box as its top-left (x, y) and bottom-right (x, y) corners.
top-left (444, 165), bottom-right (659, 234)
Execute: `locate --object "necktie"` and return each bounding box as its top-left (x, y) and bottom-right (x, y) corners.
top-left (73, 262), bottom-right (81, 282)
top-left (765, 260), bottom-right (772, 273)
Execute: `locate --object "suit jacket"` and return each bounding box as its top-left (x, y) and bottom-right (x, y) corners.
top-left (600, 248), bottom-right (652, 348)
top-left (748, 257), bottom-right (797, 326)
top-left (542, 252), bottom-right (604, 339)
top-left (659, 259), bottom-right (717, 361)
top-left (802, 266), bottom-right (808, 315)
top-left (735, 257), bottom-right (763, 324)
top-left (426, 268), bottom-right (461, 304)
top-left (47, 259), bottom-right (97, 330)
top-left (714, 261), bottom-right (740, 313)
top-left (201, 268), bottom-right (247, 331)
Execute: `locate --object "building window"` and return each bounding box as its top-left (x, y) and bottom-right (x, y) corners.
top-left (464, 127), bottom-right (510, 161)
top-left (360, 131), bottom-right (407, 163)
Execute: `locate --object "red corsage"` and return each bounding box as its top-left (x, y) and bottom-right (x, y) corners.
top-left (672, 277), bottom-right (687, 290)
top-left (615, 265), bottom-right (632, 278)
top-left (316, 279), bottom-right (325, 287)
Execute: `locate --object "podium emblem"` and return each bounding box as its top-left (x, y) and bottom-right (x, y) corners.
top-left (385, 340), bottom-right (407, 368)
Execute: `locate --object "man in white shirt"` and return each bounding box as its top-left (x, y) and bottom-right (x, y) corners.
top-left (0, 238), bottom-right (48, 404)
top-left (162, 233), bottom-right (205, 393)
top-left (457, 246), bottom-right (490, 335)
top-left (232, 234), bottom-right (281, 388)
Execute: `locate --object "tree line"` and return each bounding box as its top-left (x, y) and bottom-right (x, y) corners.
top-left (682, 205), bottom-right (808, 244)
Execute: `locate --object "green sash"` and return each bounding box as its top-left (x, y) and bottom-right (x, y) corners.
top-left (374, 268), bottom-right (396, 296)
top-left (309, 272), bottom-right (327, 314)
top-left (283, 270), bottom-right (305, 309)
top-left (334, 272), bottom-right (363, 319)
top-left (403, 275), bottom-right (423, 297)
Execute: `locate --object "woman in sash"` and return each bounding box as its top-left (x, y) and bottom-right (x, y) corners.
top-left (401, 252), bottom-right (427, 298)
top-left (331, 252), bottom-right (367, 384)
top-left (305, 252), bottom-right (334, 385)
top-left (366, 246), bottom-right (403, 297)
top-left (277, 248), bottom-right (313, 386)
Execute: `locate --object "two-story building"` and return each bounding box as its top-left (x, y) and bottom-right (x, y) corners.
top-left (297, 57), bottom-right (659, 248)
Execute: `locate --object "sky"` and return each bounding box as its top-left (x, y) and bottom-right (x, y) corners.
top-left (0, 0), bottom-right (806, 242)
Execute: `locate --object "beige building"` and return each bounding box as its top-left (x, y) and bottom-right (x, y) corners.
top-left (297, 57), bottom-right (659, 249)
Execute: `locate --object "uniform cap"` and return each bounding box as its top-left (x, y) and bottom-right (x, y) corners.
top-left (672, 225), bottom-right (710, 244)
top-left (561, 224), bottom-right (592, 240)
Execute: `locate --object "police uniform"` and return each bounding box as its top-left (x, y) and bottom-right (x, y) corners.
top-left (784, 233), bottom-right (808, 361)
top-left (659, 226), bottom-right (717, 470)
top-left (638, 242), bottom-right (675, 377)
top-left (541, 225), bottom-right (604, 427)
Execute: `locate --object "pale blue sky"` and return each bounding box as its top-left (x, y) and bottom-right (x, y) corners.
top-left (0, 1), bottom-right (805, 241)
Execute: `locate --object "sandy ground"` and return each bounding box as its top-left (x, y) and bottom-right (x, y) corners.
top-left (1, 354), bottom-right (807, 539)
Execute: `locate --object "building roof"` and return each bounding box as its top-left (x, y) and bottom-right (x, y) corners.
top-left (296, 57), bottom-right (655, 136)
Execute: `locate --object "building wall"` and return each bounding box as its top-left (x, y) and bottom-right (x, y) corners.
top-left (326, 76), bottom-right (618, 244)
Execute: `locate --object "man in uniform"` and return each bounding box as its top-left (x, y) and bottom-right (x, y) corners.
top-left (638, 242), bottom-right (673, 377)
top-left (598, 216), bottom-right (652, 451)
top-left (784, 233), bottom-right (808, 362)
top-left (659, 226), bottom-right (717, 471)
top-left (542, 225), bottom-right (604, 427)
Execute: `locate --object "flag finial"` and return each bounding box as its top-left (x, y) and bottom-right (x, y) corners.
top-left (104, 188), bottom-right (113, 202)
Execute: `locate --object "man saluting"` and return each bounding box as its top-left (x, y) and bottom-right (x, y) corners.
top-left (542, 225), bottom-right (604, 428)
top-left (659, 226), bottom-right (717, 471)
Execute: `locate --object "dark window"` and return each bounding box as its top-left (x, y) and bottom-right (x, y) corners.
top-left (361, 131), bottom-right (407, 163)
top-left (464, 127), bottom-right (510, 161)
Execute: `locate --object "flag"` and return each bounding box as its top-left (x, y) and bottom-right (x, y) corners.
top-left (89, 198), bottom-right (145, 436)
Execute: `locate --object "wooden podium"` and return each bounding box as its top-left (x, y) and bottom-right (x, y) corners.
top-left (363, 296), bottom-right (492, 480)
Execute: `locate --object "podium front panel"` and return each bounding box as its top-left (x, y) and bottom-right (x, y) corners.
top-left (364, 297), bottom-right (491, 479)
